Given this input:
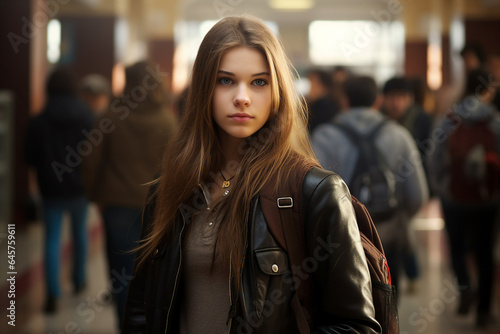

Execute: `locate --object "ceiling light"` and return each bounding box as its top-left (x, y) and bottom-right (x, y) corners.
top-left (269, 0), bottom-right (314, 11)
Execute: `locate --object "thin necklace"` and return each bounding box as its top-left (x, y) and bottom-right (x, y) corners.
top-left (219, 169), bottom-right (235, 189)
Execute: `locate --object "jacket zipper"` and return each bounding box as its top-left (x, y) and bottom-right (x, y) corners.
top-left (164, 214), bottom-right (186, 333)
top-left (227, 254), bottom-right (233, 333)
top-left (167, 184), bottom-right (213, 331)
top-left (228, 199), bottom-right (252, 332)
top-left (249, 198), bottom-right (259, 317)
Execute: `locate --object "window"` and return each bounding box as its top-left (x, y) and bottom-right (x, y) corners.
top-left (309, 20), bottom-right (404, 84)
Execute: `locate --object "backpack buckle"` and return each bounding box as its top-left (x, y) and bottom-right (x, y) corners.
top-left (277, 197), bottom-right (293, 208)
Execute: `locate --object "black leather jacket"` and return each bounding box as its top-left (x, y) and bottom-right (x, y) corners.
top-left (122, 168), bottom-right (381, 334)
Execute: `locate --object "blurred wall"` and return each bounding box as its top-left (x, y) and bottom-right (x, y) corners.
top-left (0, 0), bottom-right (46, 227)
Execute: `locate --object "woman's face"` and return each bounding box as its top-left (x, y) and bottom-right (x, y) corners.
top-left (212, 46), bottom-right (272, 142)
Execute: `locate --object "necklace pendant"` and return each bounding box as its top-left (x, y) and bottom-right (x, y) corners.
top-left (222, 180), bottom-right (230, 188)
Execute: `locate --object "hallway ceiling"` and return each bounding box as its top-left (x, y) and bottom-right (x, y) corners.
top-left (179, 0), bottom-right (393, 25)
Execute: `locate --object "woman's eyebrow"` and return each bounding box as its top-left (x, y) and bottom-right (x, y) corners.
top-left (217, 70), bottom-right (270, 77)
top-left (218, 70), bottom-right (234, 76)
top-left (252, 72), bottom-right (270, 77)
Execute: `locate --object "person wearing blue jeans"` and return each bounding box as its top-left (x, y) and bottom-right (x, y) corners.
top-left (25, 67), bottom-right (95, 314)
top-left (43, 196), bottom-right (89, 312)
top-left (101, 206), bottom-right (142, 325)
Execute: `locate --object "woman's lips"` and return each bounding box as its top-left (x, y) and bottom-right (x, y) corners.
top-left (229, 113), bottom-right (253, 122)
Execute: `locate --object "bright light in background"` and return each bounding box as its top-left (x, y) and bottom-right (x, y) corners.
top-left (449, 15), bottom-right (465, 85)
top-left (47, 19), bottom-right (61, 63)
top-left (112, 63), bottom-right (126, 96)
top-left (295, 77), bottom-right (310, 97)
top-left (450, 16), bottom-right (465, 52)
top-left (114, 18), bottom-right (128, 63)
top-left (269, 0), bottom-right (314, 11)
top-left (309, 20), bottom-right (405, 84)
top-left (200, 20), bottom-right (218, 38)
top-left (172, 43), bottom-right (189, 93)
top-left (427, 44), bottom-right (442, 90)
top-left (427, 16), bottom-right (442, 90)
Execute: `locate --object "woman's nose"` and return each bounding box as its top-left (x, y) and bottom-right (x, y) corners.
top-left (233, 83), bottom-right (251, 107)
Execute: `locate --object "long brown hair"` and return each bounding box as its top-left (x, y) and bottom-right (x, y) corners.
top-left (137, 16), bottom-right (318, 286)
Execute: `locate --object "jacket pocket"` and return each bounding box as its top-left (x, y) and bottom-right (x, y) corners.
top-left (253, 248), bottom-right (289, 318)
top-left (255, 247), bottom-right (289, 275)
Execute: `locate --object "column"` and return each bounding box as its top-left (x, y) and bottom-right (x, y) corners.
top-left (0, 0), bottom-right (47, 227)
top-left (144, 0), bottom-right (179, 92)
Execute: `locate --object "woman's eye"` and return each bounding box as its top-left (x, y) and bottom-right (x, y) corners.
top-left (219, 77), bottom-right (233, 85)
top-left (253, 79), bottom-right (267, 86)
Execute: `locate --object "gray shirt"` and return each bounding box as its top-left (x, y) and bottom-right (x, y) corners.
top-left (179, 185), bottom-right (231, 334)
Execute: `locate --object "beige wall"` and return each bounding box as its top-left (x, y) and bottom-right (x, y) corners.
top-left (279, 22), bottom-right (311, 69)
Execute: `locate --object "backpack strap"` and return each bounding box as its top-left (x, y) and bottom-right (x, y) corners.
top-left (276, 195), bottom-right (312, 334)
top-left (259, 161), bottom-right (315, 334)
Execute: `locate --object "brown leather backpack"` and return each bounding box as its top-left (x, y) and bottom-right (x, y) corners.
top-left (260, 164), bottom-right (399, 334)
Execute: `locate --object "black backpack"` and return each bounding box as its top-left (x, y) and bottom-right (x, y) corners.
top-left (260, 164), bottom-right (399, 334)
top-left (334, 120), bottom-right (399, 221)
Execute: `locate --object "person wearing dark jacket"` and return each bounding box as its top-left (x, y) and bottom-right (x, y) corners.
top-left (26, 67), bottom-right (95, 313)
top-left (307, 69), bottom-right (340, 133)
top-left (83, 61), bottom-right (177, 329)
top-left (122, 16), bottom-right (381, 333)
top-left (428, 69), bottom-right (500, 328)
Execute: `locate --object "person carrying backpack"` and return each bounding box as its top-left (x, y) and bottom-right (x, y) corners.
top-left (428, 68), bottom-right (500, 328)
top-left (312, 76), bottom-right (429, 292)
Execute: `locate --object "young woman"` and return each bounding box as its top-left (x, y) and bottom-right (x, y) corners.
top-left (123, 16), bottom-right (381, 334)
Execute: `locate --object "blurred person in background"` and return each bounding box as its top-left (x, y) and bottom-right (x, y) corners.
top-left (330, 65), bottom-right (351, 86)
top-left (83, 60), bottom-right (178, 329)
top-left (460, 42), bottom-right (487, 74)
top-left (306, 69), bottom-right (339, 133)
top-left (312, 75), bottom-right (429, 293)
top-left (437, 42), bottom-right (487, 119)
top-left (382, 76), bottom-right (433, 292)
top-left (80, 74), bottom-right (112, 115)
top-left (427, 68), bottom-right (500, 328)
top-left (25, 67), bottom-right (95, 313)
top-left (487, 52), bottom-right (500, 112)
top-left (330, 65), bottom-right (351, 110)
top-left (382, 76), bottom-right (433, 149)
top-left (409, 77), bottom-right (427, 108)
